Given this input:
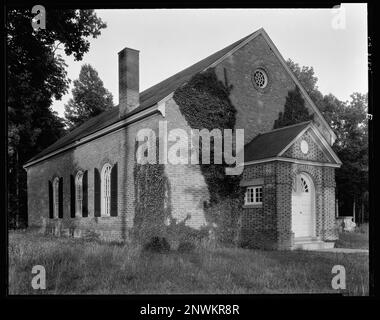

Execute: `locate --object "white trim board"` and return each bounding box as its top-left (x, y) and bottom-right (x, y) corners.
top-left (244, 157), bottom-right (341, 168)
top-left (277, 122), bottom-right (342, 165)
top-left (23, 105), bottom-right (162, 169)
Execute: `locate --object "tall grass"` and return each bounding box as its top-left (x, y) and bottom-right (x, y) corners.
top-left (335, 223), bottom-right (369, 250)
top-left (9, 230), bottom-right (369, 295)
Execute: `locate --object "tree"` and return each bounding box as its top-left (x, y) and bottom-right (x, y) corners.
top-left (331, 93), bottom-right (368, 222)
top-left (286, 58), bottom-right (368, 222)
top-left (286, 58), bottom-right (324, 110)
top-left (273, 86), bottom-right (313, 129)
top-left (64, 64), bottom-right (114, 130)
top-left (7, 9), bottom-right (106, 228)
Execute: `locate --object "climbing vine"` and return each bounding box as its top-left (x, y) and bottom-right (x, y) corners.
top-left (133, 140), bottom-right (171, 242)
top-left (173, 68), bottom-right (242, 204)
top-left (173, 68), bottom-right (243, 244)
top-left (274, 85), bottom-right (314, 129)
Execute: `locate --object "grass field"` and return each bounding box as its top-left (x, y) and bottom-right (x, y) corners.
top-left (8, 230), bottom-right (369, 295)
top-left (335, 223), bottom-right (369, 250)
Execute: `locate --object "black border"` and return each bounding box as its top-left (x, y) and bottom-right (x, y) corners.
top-left (1, 0), bottom-right (377, 311)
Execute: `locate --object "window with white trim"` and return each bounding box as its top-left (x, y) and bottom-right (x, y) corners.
top-left (53, 177), bottom-right (59, 218)
top-left (245, 186), bottom-right (263, 205)
top-left (75, 171), bottom-right (83, 216)
top-left (101, 164), bottom-right (112, 216)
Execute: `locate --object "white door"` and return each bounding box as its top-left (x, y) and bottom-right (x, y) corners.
top-left (291, 174), bottom-right (314, 238)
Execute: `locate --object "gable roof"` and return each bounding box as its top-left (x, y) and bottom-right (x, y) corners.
top-left (25, 30), bottom-right (259, 166)
top-left (244, 121), bottom-right (341, 165)
top-left (244, 121), bottom-right (311, 162)
top-left (25, 27), bottom-right (336, 167)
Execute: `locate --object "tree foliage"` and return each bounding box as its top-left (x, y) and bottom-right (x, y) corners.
top-left (286, 59), bottom-right (368, 221)
top-left (287, 59), bottom-right (324, 109)
top-left (329, 93), bottom-right (368, 220)
top-left (273, 86), bottom-right (313, 129)
top-left (7, 8), bottom-right (106, 228)
top-left (64, 64), bottom-right (114, 130)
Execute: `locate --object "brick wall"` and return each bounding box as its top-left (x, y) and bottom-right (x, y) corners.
top-left (240, 159), bottom-right (337, 250)
top-left (213, 34), bottom-right (332, 145)
top-left (239, 126), bottom-right (338, 249)
top-left (240, 162), bottom-right (277, 249)
top-left (163, 98), bottom-right (210, 232)
top-left (154, 34), bottom-right (337, 243)
top-left (282, 128), bottom-right (331, 162)
top-left (26, 112), bottom-right (161, 242)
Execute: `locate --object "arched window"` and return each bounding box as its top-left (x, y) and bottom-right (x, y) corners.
top-left (53, 177), bottom-right (59, 218)
top-left (101, 164), bottom-right (112, 216)
top-left (75, 171), bottom-right (83, 215)
top-left (300, 176), bottom-right (309, 193)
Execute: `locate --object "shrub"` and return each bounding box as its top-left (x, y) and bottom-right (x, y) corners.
top-left (143, 237), bottom-right (171, 253)
top-left (177, 241), bottom-right (196, 253)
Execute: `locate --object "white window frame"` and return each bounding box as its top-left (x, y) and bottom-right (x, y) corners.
top-left (245, 186), bottom-right (263, 205)
top-left (75, 171), bottom-right (83, 216)
top-left (101, 164), bottom-right (112, 216)
top-left (53, 177), bottom-right (59, 218)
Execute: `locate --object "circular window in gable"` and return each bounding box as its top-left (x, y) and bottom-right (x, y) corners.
top-left (253, 69), bottom-right (268, 89)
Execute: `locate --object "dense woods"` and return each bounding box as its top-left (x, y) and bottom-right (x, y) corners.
top-left (7, 9), bottom-right (106, 228)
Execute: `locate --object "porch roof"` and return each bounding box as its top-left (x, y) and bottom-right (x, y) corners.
top-left (244, 121), bottom-right (312, 162)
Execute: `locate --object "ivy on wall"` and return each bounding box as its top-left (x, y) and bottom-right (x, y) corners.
top-left (173, 68), bottom-right (242, 204)
top-left (133, 140), bottom-right (171, 242)
top-left (173, 68), bottom-right (244, 244)
top-left (274, 86), bottom-right (314, 129)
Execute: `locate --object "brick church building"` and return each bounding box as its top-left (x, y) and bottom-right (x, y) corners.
top-left (24, 28), bottom-right (342, 250)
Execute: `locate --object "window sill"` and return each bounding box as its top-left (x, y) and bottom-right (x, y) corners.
top-left (243, 203), bottom-right (263, 209)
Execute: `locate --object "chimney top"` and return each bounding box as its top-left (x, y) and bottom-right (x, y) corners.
top-left (118, 47), bottom-right (139, 118)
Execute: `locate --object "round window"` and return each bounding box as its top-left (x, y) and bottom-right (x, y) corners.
top-left (253, 69), bottom-right (268, 88)
top-left (300, 140), bottom-right (309, 154)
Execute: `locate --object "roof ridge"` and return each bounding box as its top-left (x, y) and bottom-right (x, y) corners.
top-left (139, 29), bottom-right (259, 98)
top-left (261, 121), bottom-right (312, 134)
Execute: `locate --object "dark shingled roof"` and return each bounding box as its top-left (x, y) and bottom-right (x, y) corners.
top-left (244, 121), bottom-right (312, 162)
top-left (26, 30), bottom-right (260, 165)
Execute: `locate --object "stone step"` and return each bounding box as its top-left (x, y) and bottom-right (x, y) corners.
top-left (294, 236), bottom-right (320, 243)
top-left (292, 239), bottom-right (335, 251)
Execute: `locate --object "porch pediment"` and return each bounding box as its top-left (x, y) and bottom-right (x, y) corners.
top-left (244, 121), bottom-right (341, 167)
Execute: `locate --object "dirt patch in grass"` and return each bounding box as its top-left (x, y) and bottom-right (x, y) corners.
top-left (8, 230), bottom-right (368, 295)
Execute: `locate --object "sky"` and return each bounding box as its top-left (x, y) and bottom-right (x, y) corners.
top-left (51, 5), bottom-right (368, 117)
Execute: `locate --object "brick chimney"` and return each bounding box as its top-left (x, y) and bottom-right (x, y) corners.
top-left (118, 47), bottom-right (139, 118)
